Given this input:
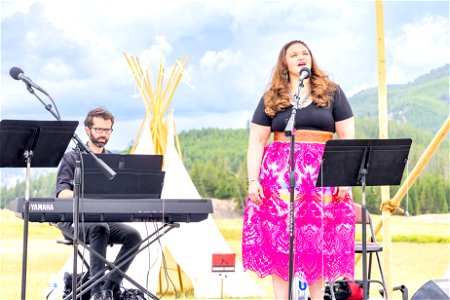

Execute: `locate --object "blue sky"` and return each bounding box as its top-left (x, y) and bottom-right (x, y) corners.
top-left (1, 0), bottom-right (449, 151)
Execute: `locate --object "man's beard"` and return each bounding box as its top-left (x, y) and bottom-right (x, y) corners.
top-left (89, 133), bottom-right (109, 148)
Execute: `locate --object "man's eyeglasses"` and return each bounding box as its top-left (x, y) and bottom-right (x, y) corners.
top-left (90, 127), bottom-right (113, 134)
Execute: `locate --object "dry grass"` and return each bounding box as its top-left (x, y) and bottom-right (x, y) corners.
top-left (1, 209), bottom-right (449, 299)
top-left (214, 216), bottom-right (450, 299)
top-left (0, 210), bottom-right (72, 300)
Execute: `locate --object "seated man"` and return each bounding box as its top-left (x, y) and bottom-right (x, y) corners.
top-left (56, 107), bottom-right (142, 300)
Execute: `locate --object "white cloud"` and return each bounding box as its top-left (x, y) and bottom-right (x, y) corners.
top-left (387, 65), bottom-right (406, 85)
top-left (0, 0), bottom-right (34, 19)
top-left (136, 36), bottom-right (174, 71)
top-left (388, 14), bottom-right (449, 82)
top-left (41, 61), bottom-right (73, 80)
top-left (200, 49), bottom-right (241, 73)
top-left (2, 0), bottom-right (448, 151)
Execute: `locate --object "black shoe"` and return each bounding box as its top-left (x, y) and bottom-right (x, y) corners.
top-left (90, 290), bottom-right (113, 300)
top-left (101, 289), bottom-right (114, 300)
top-left (113, 290), bottom-right (122, 300)
top-left (89, 292), bottom-right (103, 300)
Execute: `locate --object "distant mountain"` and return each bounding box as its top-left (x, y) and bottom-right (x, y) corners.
top-left (1, 65), bottom-right (449, 214)
top-left (175, 66), bottom-right (449, 214)
top-left (349, 64), bottom-right (449, 133)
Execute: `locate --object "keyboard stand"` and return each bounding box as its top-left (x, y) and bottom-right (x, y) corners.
top-left (61, 222), bottom-right (180, 300)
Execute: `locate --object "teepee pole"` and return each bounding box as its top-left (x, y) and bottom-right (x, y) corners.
top-left (125, 49), bottom-right (188, 156)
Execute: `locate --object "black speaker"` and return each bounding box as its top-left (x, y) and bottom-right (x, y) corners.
top-left (411, 279), bottom-right (449, 300)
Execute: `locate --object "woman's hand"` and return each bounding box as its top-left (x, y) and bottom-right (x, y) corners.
top-left (247, 123), bottom-right (270, 206)
top-left (336, 186), bottom-right (351, 201)
top-left (248, 181), bottom-right (264, 205)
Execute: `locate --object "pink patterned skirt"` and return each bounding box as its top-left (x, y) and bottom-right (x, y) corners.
top-left (242, 139), bottom-right (355, 285)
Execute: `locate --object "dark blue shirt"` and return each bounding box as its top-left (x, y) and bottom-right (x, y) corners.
top-left (56, 145), bottom-right (110, 197)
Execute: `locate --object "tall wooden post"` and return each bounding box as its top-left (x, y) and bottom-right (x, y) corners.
top-left (375, 0), bottom-right (392, 297)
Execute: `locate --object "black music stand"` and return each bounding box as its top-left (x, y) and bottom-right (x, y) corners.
top-left (316, 138), bottom-right (412, 300)
top-left (0, 119), bottom-right (78, 300)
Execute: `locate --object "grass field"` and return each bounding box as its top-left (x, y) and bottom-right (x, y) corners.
top-left (1, 209), bottom-right (449, 299)
top-left (215, 217), bottom-right (450, 299)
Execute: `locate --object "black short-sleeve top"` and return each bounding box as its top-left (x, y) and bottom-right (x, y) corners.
top-left (251, 85), bottom-right (353, 133)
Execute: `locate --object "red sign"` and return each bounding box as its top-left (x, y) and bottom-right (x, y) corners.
top-left (211, 253), bottom-right (236, 272)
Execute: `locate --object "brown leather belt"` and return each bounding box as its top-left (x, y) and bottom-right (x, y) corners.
top-left (273, 130), bottom-right (334, 144)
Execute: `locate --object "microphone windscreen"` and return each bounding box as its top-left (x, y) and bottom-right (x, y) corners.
top-left (299, 67), bottom-right (311, 79)
top-left (10, 67), bottom-right (24, 80)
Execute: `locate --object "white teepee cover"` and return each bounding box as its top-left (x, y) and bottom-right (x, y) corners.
top-left (51, 111), bottom-right (265, 298)
top-left (157, 111), bottom-right (264, 297)
top-left (132, 116), bottom-right (155, 155)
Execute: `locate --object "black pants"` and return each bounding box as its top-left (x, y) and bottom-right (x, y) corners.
top-left (59, 222), bottom-right (142, 294)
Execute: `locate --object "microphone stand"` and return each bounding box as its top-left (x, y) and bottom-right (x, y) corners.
top-left (16, 85), bottom-right (60, 300)
top-left (20, 127), bottom-right (40, 300)
top-left (68, 136), bottom-right (116, 300)
top-left (357, 147), bottom-right (371, 300)
top-left (284, 77), bottom-right (306, 300)
top-left (25, 84), bottom-right (61, 120)
top-left (22, 85), bottom-right (116, 299)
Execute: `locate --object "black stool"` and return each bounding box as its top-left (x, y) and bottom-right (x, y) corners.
top-left (327, 204), bottom-right (388, 300)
